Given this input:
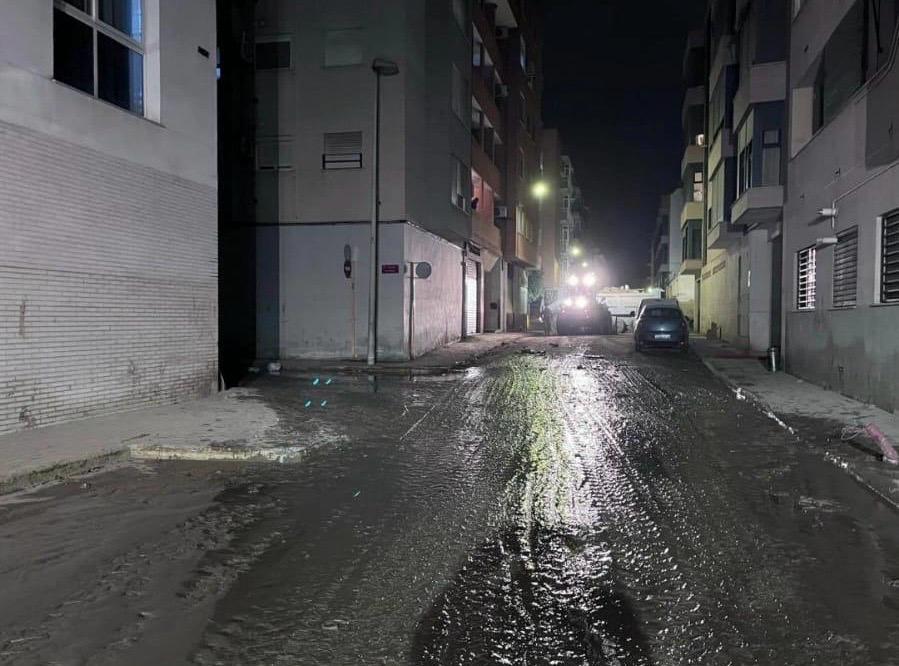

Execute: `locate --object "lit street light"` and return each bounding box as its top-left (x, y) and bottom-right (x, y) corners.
top-left (367, 58), bottom-right (400, 367)
top-left (531, 180), bottom-right (549, 199)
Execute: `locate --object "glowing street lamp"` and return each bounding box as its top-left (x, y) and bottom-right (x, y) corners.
top-left (531, 180), bottom-right (549, 200)
top-left (570, 245), bottom-right (582, 257)
top-left (567, 275), bottom-right (580, 287)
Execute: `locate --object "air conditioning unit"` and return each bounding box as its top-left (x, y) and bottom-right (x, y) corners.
top-left (695, 133), bottom-right (706, 147)
top-left (496, 26), bottom-right (511, 40)
top-left (495, 205), bottom-right (509, 219)
top-left (455, 193), bottom-right (470, 213)
top-left (495, 84), bottom-right (510, 98)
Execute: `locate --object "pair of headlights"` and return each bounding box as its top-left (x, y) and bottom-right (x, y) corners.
top-left (562, 296), bottom-right (589, 309)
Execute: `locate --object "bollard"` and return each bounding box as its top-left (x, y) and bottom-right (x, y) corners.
top-left (865, 424), bottom-right (899, 465)
top-left (767, 346), bottom-right (779, 373)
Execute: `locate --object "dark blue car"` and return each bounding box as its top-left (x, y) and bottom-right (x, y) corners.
top-left (634, 305), bottom-right (689, 352)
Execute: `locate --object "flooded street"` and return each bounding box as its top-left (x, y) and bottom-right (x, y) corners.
top-left (3, 336), bottom-right (899, 664)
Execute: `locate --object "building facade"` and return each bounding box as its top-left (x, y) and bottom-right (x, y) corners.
top-left (699, 0), bottom-right (788, 351)
top-left (238, 0), bottom-right (544, 362)
top-left (0, 1), bottom-right (219, 435)
top-left (783, 0), bottom-right (899, 412)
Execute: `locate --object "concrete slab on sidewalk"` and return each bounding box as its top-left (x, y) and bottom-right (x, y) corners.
top-left (0, 389), bottom-right (281, 493)
top-left (277, 332), bottom-right (529, 375)
top-left (692, 337), bottom-right (899, 509)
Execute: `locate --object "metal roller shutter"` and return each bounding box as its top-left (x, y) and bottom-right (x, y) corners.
top-left (832, 227), bottom-right (858, 308)
top-left (465, 259), bottom-right (478, 335)
top-left (883, 213), bottom-right (899, 304)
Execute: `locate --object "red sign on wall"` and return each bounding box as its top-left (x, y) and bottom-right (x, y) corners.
top-left (381, 264), bottom-right (400, 274)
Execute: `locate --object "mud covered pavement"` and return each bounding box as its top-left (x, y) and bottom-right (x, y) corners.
top-left (3, 336), bottom-right (899, 664)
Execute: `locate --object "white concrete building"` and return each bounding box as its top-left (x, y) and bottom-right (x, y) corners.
top-left (0, 1), bottom-right (219, 435)
top-left (783, 0), bottom-right (899, 412)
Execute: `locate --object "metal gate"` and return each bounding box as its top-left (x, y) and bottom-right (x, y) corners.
top-left (465, 259), bottom-right (479, 336)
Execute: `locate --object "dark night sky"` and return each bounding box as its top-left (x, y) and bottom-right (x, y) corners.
top-left (541, 0), bottom-right (706, 286)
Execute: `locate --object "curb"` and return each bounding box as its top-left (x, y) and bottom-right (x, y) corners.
top-left (131, 444), bottom-right (305, 464)
top-left (698, 355), bottom-right (899, 513)
top-left (0, 449), bottom-right (131, 496)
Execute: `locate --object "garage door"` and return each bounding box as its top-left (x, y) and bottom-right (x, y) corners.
top-left (465, 259), bottom-right (479, 336)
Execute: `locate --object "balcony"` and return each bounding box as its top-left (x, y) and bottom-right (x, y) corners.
top-left (681, 144), bottom-right (704, 177)
top-left (471, 137), bottom-right (502, 195)
top-left (679, 258), bottom-right (703, 276)
top-left (473, 4), bottom-right (504, 79)
top-left (732, 61), bottom-right (787, 128)
top-left (706, 221), bottom-right (740, 250)
top-left (731, 185), bottom-right (784, 227)
top-left (681, 85), bottom-right (705, 125)
top-left (472, 72), bottom-right (503, 131)
top-left (680, 199), bottom-right (703, 226)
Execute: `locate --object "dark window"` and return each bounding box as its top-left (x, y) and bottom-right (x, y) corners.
top-left (53, 8), bottom-right (94, 95)
top-left (98, 33), bottom-right (144, 113)
top-left (813, 1), bottom-right (865, 132)
top-left (62, 0), bottom-right (90, 12)
top-left (882, 211), bottom-right (899, 303)
top-left (645, 307), bottom-right (682, 319)
top-left (98, 0), bottom-right (142, 39)
top-left (256, 40), bottom-right (291, 69)
top-left (53, 1), bottom-right (144, 114)
top-left (832, 227), bottom-right (858, 308)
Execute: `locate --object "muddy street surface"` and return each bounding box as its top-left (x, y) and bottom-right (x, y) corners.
top-left (3, 336), bottom-right (899, 665)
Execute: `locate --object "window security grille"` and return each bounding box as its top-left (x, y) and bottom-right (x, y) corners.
top-left (323, 132), bottom-right (363, 170)
top-left (797, 246), bottom-right (817, 310)
top-left (883, 212), bottom-right (899, 303)
top-left (832, 228), bottom-right (858, 308)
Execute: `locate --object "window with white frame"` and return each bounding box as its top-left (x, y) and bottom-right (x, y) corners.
top-left (323, 131), bottom-right (363, 170)
top-left (832, 227), bottom-right (858, 308)
top-left (797, 245), bottom-right (817, 310)
top-left (54, 0), bottom-right (145, 114)
top-left (324, 28), bottom-right (363, 68)
top-left (882, 211), bottom-right (899, 303)
top-left (693, 170), bottom-right (704, 202)
top-left (256, 36), bottom-right (291, 69)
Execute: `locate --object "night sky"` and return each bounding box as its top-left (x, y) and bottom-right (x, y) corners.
top-left (541, 0), bottom-right (707, 286)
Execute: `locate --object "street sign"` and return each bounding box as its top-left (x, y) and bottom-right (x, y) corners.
top-left (381, 264), bottom-right (400, 274)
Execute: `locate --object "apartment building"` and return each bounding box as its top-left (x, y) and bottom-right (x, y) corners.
top-left (650, 195), bottom-right (672, 289)
top-left (678, 29), bottom-right (707, 329)
top-left (784, 0), bottom-right (899, 412)
top-left (0, 1), bottom-right (219, 435)
top-left (538, 128), bottom-right (563, 293)
top-left (558, 154), bottom-right (584, 278)
top-left (699, 0), bottom-right (788, 351)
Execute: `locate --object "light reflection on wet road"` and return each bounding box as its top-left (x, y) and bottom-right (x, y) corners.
top-left (3, 335), bottom-right (899, 664)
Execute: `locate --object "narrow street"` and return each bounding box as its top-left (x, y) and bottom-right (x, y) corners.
top-left (3, 336), bottom-right (899, 665)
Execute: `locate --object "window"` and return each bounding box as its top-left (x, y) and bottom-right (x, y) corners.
top-left (324, 28), bottom-right (363, 67)
top-left (683, 220), bottom-right (702, 260)
top-left (736, 113), bottom-right (753, 197)
top-left (53, 0), bottom-right (144, 114)
top-left (761, 129), bottom-right (782, 185)
top-left (451, 64), bottom-right (466, 122)
top-left (256, 37), bottom-right (291, 69)
top-left (708, 76), bottom-right (726, 139)
top-left (451, 157), bottom-right (468, 210)
top-left (520, 35), bottom-right (527, 71)
top-left (693, 170), bottom-right (705, 202)
top-left (256, 138), bottom-right (293, 171)
top-left (813, 1), bottom-right (865, 133)
top-left (882, 211), bottom-right (899, 303)
top-left (797, 246), bottom-right (817, 310)
top-left (452, 0), bottom-right (467, 33)
top-left (516, 205), bottom-right (534, 242)
top-left (832, 227), bottom-right (858, 308)
top-left (323, 131), bottom-right (363, 170)
top-left (708, 168), bottom-right (725, 228)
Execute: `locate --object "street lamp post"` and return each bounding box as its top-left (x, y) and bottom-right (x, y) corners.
top-left (367, 58), bottom-right (399, 366)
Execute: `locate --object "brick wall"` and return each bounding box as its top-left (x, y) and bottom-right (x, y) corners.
top-left (0, 121), bottom-right (218, 434)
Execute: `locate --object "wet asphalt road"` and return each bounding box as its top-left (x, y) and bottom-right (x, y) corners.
top-left (3, 335), bottom-right (899, 665)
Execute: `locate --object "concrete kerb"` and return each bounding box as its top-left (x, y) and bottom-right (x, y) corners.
top-left (697, 354), bottom-right (899, 513)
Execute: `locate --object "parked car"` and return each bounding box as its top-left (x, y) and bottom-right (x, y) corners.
top-left (556, 296), bottom-right (614, 335)
top-left (634, 304), bottom-right (689, 352)
top-left (636, 298), bottom-right (679, 318)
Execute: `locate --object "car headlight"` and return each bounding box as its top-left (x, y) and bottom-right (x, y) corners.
top-left (567, 275), bottom-right (580, 287)
top-left (575, 296), bottom-right (587, 309)
top-left (563, 298), bottom-right (573, 307)
top-left (582, 273), bottom-right (596, 287)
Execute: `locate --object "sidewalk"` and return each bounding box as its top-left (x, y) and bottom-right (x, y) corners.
top-left (0, 332), bottom-right (532, 493)
top-left (692, 337), bottom-right (899, 509)
top-left (0, 389), bottom-right (282, 493)
top-left (277, 332), bottom-right (529, 375)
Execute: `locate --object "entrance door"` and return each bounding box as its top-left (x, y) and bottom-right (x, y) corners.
top-left (465, 259), bottom-right (479, 336)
